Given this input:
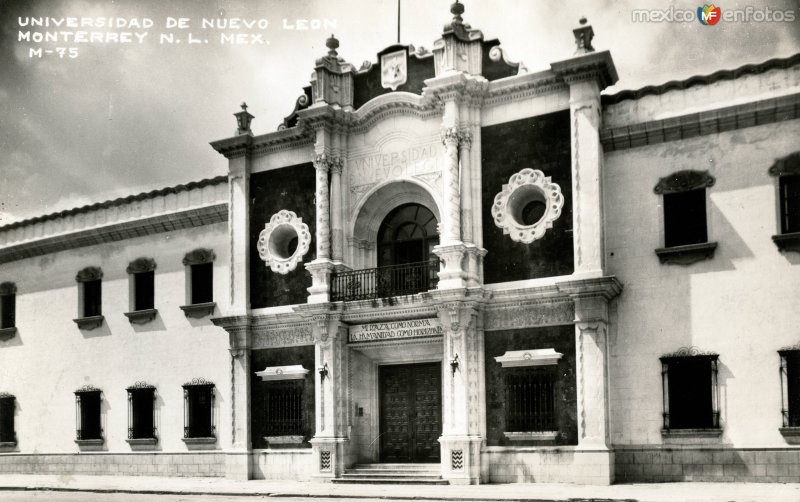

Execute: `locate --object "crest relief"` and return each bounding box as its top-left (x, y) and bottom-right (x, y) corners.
top-left (381, 49), bottom-right (408, 91)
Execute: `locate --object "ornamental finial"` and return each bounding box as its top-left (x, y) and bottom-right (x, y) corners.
top-left (325, 34), bottom-right (339, 57)
top-left (234, 101), bottom-right (254, 135)
top-left (450, 0), bottom-right (465, 24)
top-left (572, 16), bottom-right (595, 55)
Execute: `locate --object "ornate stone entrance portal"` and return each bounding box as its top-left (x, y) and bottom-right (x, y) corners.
top-left (379, 363), bottom-right (442, 463)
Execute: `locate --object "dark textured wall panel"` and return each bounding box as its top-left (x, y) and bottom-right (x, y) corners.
top-left (484, 325), bottom-right (577, 447)
top-left (251, 346), bottom-right (316, 449)
top-left (481, 111), bottom-right (574, 283)
top-left (249, 164), bottom-right (316, 308)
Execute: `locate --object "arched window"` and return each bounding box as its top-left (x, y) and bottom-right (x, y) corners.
top-left (377, 204), bottom-right (439, 268)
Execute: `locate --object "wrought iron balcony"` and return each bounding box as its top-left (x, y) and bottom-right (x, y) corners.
top-left (331, 260), bottom-right (440, 302)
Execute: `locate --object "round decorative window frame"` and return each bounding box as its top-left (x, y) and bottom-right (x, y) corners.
top-left (257, 210), bottom-right (311, 274)
top-left (491, 168), bottom-right (564, 244)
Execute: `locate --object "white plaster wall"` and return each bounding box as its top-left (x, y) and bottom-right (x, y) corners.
top-left (0, 223), bottom-right (232, 453)
top-left (604, 119), bottom-right (800, 446)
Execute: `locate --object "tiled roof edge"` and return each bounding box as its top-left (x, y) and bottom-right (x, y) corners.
top-left (602, 53), bottom-right (800, 106)
top-left (0, 175), bottom-right (228, 232)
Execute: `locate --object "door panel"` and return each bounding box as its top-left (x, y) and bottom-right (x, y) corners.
top-left (379, 362), bottom-right (441, 463)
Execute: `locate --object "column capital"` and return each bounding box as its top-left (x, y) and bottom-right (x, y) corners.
top-left (314, 153), bottom-right (332, 171)
top-left (329, 156), bottom-right (344, 175)
top-left (441, 126), bottom-right (461, 146)
top-left (457, 128), bottom-right (473, 149)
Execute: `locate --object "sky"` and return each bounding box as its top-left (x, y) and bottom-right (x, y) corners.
top-left (1, 0), bottom-right (798, 225)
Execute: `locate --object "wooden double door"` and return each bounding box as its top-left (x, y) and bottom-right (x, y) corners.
top-left (379, 362), bottom-right (442, 463)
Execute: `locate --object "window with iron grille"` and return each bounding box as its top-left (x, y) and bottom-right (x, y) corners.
top-left (779, 175), bottom-right (800, 234)
top-left (505, 367), bottom-right (557, 432)
top-left (190, 263), bottom-right (213, 304)
top-left (264, 381), bottom-right (304, 436)
top-left (0, 282), bottom-right (16, 329)
top-left (75, 267), bottom-right (103, 319)
top-left (0, 393), bottom-right (15, 444)
top-left (780, 349), bottom-right (800, 428)
top-left (660, 350), bottom-right (720, 431)
top-left (126, 383), bottom-right (156, 440)
top-left (183, 380), bottom-right (215, 438)
top-left (74, 387), bottom-right (102, 441)
top-left (663, 189), bottom-right (707, 247)
top-left (134, 272), bottom-right (154, 311)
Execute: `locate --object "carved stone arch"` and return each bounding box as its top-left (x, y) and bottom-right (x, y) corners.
top-left (0, 282), bottom-right (16, 295)
top-left (76, 266), bottom-right (103, 283)
top-left (182, 248), bottom-right (216, 266)
top-left (126, 258), bottom-right (156, 274)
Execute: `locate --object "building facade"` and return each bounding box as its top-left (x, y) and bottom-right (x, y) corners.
top-left (1, 4), bottom-right (800, 485)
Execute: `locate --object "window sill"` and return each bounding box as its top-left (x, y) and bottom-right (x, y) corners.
top-left (779, 427), bottom-right (800, 444)
top-left (662, 428), bottom-right (722, 444)
top-left (123, 309), bottom-right (158, 325)
top-left (264, 435), bottom-right (304, 445)
top-left (0, 327), bottom-right (17, 342)
top-left (655, 242), bottom-right (717, 265)
top-left (772, 232), bottom-right (800, 253)
top-left (180, 302), bottom-right (216, 319)
top-left (504, 431), bottom-right (559, 441)
top-left (126, 438), bottom-right (157, 447)
top-left (0, 441), bottom-right (17, 448)
top-left (73, 316), bottom-right (104, 330)
top-left (182, 437), bottom-right (216, 445)
top-left (75, 438), bottom-right (104, 450)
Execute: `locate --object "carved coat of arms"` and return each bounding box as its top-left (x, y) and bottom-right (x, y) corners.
top-left (381, 49), bottom-right (407, 91)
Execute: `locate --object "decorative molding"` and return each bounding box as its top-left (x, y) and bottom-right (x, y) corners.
top-left (0, 327), bottom-right (17, 342)
top-left (772, 232), bottom-right (800, 253)
top-left (126, 381), bottom-right (156, 390)
top-left (182, 437), bottom-right (216, 445)
top-left (73, 315), bottom-right (104, 330)
top-left (75, 266), bottom-right (102, 282)
top-left (661, 428), bottom-right (723, 439)
top-left (381, 48), bottom-right (407, 91)
top-left (126, 258), bottom-right (156, 274)
top-left (660, 346), bottom-right (719, 359)
top-left (182, 248), bottom-right (216, 266)
top-left (654, 170), bottom-right (716, 195)
top-left (504, 431), bottom-right (558, 441)
top-left (182, 377), bottom-right (214, 388)
top-left (124, 309), bottom-right (158, 325)
top-left (278, 90), bottom-right (312, 131)
top-left (484, 301), bottom-right (574, 331)
top-left (256, 210), bottom-right (312, 274)
top-left (180, 302), bottom-right (216, 318)
top-left (491, 168), bottom-right (564, 244)
top-left (495, 349), bottom-right (563, 368)
top-left (255, 365), bottom-right (309, 381)
top-left (74, 385), bottom-right (101, 394)
top-left (264, 435), bottom-right (304, 445)
top-left (252, 325), bottom-right (314, 349)
top-left (0, 282), bottom-right (16, 295)
top-left (0, 203), bottom-right (228, 266)
top-left (488, 44), bottom-right (526, 74)
top-left (768, 151), bottom-right (800, 177)
top-left (601, 93), bottom-right (800, 152)
top-left (655, 242), bottom-right (717, 265)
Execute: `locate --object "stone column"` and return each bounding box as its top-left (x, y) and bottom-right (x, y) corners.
top-left (228, 153), bottom-right (250, 314)
top-left (307, 153), bottom-right (335, 303)
top-left (435, 297), bottom-right (485, 484)
top-left (573, 293), bottom-right (613, 484)
top-left (434, 124), bottom-right (467, 290)
top-left (569, 81), bottom-right (605, 279)
top-left (330, 157), bottom-right (344, 265)
top-left (309, 315), bottom-right (349, 480)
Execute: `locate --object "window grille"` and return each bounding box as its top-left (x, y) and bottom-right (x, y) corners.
top-left (779, 175), bottom-right (800, 234)
top-left (134, 272), bottom-right (154, 311)
top-left (126, 383), bottom-right (156, 440)
top-left (504, 368), bottom-right (557, 432)
top-left (0, 282), bottom-right (16, 329)
top-left (74, 387), bottom-right (102, 440)
top-left (780, 349), bottom-right (800, 427)
top-left (660, 350), bottom-right (720, 430)
top-left (264, 381), bottom-right (304, 436)
top-left (183, 379), bottom-right (215, 438)
top-left (190, 263), bottom-right (213, 304)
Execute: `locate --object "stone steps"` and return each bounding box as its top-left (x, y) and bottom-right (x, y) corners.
top-left (331, 463), bottom-right (448, 485)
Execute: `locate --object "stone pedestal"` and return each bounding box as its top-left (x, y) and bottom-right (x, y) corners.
top-left (306, 260), bottom-right (335, 304)
top-left (433, 244), bottom-right (467, 290)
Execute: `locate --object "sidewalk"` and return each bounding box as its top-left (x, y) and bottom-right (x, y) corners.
top-left (1, 475), bottom-right (799, 502)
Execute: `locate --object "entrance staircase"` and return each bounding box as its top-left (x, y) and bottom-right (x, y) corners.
top-left (332, 463), bottom-right (448, 484)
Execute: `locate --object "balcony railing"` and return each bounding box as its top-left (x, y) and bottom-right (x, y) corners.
top-left (331, 260), bottom-right (440, 302)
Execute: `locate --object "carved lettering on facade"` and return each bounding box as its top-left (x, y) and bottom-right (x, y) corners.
top-left (349, 318), bottom-right (443, 343)
top-left (252, 326), bottom-right (314, 348)
top-left (485, 301), bottom-right (575, 330)
top-left (349, 144), bottom-right (442, 187)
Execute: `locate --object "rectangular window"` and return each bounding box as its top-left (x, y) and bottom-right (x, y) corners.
top-left (190, 263), bottom-right (213, 304)
top-left (184, 383), bottom-right (215, 438)
top-left (1, 294), bottom-right (15, 329)
top-left (661, 354), bottom-right (719, 430)
top-left (134, 271), bottom-right (154, 311)
top-left (83, 280), bottom-right (102, 317)
top-left (0, 394), bottom-right (15, 443)
top-left (75, 390), bottom-right (102, 440)
top-left (128, 387), bottom-right (156, 439)
top-left (664, 189), bottom-right (707, 247)
top-left (505, 368), bottom-right (557, 432)
top-left (781, 350), bottom-right (800, 428)
top-left (780, 175), bottom-right (800, 234)
top-left (264, 381), bottom-right (304, 436)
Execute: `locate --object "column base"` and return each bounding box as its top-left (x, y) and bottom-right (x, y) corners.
top-left (309, 436), bottom-right (349, 479)
top-left (433, 243), bottom-right (467, 290)
top-left (225, 452), bottom-right (252, 480)
top-left (439, 435), bottom-right (483, 485)
top-left (306, 259), bottom-right (335, 304)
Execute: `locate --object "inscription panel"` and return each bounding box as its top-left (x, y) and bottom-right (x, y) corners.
top-left (252, 325), bottom-right (314, 349)
top-left (485, 301), bottom-right (575, 331)
top-left (349, 318), bottom-right (443, 343)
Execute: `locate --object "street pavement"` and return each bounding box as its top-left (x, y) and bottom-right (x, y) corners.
top-left (0, 474), bottom-right (799, 502)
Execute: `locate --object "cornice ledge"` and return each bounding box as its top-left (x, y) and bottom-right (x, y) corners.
top-left (249, 126), bottom-right (313, 153)
top-left (556, 275), bottom-right (624, 300)
top-left (296, 104), bottom-right (350, 131)
top-left (210, 314), bottom-right (251, 329)
top-left (250, 313), bottom-right (309, 328)
top-left (486, 69), bottom-right (563, 96)
top-left (422, 72), bottom-right (489, 99)
top-left (209, 134), bottom-right (253, 159)
top-left (550, 50), bottom-right (619, 90)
